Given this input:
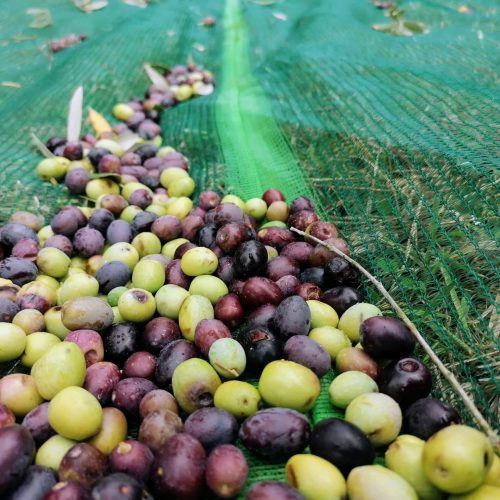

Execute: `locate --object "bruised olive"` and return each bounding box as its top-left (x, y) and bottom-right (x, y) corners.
top-left (257, 227), bottom-right (295, 250)
top-left (109, 440), bottom-right (154, 483)
top-left (288, 210), bottom-right (319, 231)
top-left (139, 409), bottom-right (183, 452)
top-left (295, 283), bottom-right (322, 300)
top-left (0, 257), bottom-right (38, 286)
top-left (58, 443), bottom-right (107, 489)
top-left (12, 238), bottom-right (39, 261)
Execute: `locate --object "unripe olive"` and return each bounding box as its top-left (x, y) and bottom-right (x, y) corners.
top-left (86, 179), bottom-right (120, 200)
top-left (162, 238), bottom-right (189, 259)
top-left (168, 177), bottom-right (195, 198)
top-left (21, 332), bottom-right (61, 368)
top-left (181, 247), bottom-right (218, 276)
top-left (102, 242), bottom-right (139, 270)
top-left (118, 288), bottom-right (156, 322)
top-left (155, 284), bottom-right (190, 319)
top-left (132, 232), bottom-right (162, 257)
top-left (166, 197), bottom-right (193, 219)
top-left (37, 247), bottom-right (71, 278)
top-left (189, 275), bottom-right (228, 304)
top-left (37, 157), bottom-right (70, 181)
top-left (132, 260), bottom-right (165, 292)
top-left (160, 167), bottom-right (188, 189)
top-left (0, 322), bottom-right (27, 361)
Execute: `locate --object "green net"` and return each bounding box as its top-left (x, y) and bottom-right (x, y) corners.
top-left (0, 0), bottom-right (498, 492)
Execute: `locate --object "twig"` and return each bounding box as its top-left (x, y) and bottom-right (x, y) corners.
top-left (290, 226), bottom-right (500, 452)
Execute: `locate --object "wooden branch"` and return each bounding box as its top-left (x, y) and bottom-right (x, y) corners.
top-left (290, 226), bottom-right (500, 453)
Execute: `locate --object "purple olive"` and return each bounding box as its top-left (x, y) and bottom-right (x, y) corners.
top-left (246, 481), bottom-right (305, 499)
top-left (142, 317), bottom-right (181, 353)
top-left (165, 260), bottom-right (191, 289)
top-left (108, 440), bottom-right (154, 483)
top-left (155, 340), bottom-right (199, 387)
top-left (276, 275), bottom-right (300, 297)
top-left (321, 286), bottom-right (362, 316)
top-left (266, 256), bottom-right (300, 281)
top-left (194, 319), bottom-right (231, 356)
top-left (215, 256), bottom-right (236, 284)
top-left (111, 377), bottom-right (157, 417)
top-left (122, 352), bottom-right (157, 380)
top-left (288, 210), bottom-right (319, 231)
top-left (280, 242), bottom-right (314, 267)
top-left (88, 209), bottom-right (114, 235)
top-left (198, 191), bottom-right (221, 210)
top-left (181, 215), bottom-right (204, 242)
top-left (206, 444), bottom-right (248, 498)
top-left (65, 168), bottom-right (90, 195)
top-left (0, 257), bottom-right (38, 286)
top-left (290, 196), bottom-right (313, 214)
top-left (284, 335), bottom-right (331, 376)
top-left (241, 277), bottom-right (283, 309)
top-left (247, 304), bottom-right (277, 330)
top-left (273, 295), bottom-right (310, 339)
top-left (106, 220), bottom-right (133, 244)
top-left (44, 235), bottom-right (73, 257)
top-left (151, 216), bottom-right (182, 242)
top-left (0, 297), bottom-right (19, 322)
top-left (58, 443), bottom-right (107, 489)
top-left (22, 402), bottom-right (55, 446)
top-left (11, 239), bottom-right (39, 261)
top-left (214, 294), bottom-right (244, 329)
top-left (257, 227), bottom-right (295, 250)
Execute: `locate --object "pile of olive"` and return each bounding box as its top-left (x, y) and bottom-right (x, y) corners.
top-left (0, 63), bottom-right (498, 500)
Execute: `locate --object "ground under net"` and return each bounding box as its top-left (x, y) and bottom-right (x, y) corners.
top-left (0, 0), bottom-right (498, 491)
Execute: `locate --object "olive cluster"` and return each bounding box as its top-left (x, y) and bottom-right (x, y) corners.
top-left (0, 66), bottom-right (498, 500)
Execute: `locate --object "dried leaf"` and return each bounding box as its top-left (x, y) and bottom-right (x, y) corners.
top-left (122, 0), bottom-right (149, 7)
top-left (67, 86), bottom-right (83, 143)
top-left (88, 107), bottom-right (112, 136)
top-left (31, 132), bottom-right (55, 158)
top-left (272, 12), bottom-right (287, 21)
top-left (117, 130), bottom-right (142, 151)
top-left (1, 81), bottom-right (22, 88)
top-left (27, 8), bottom-right (53, 28)
top-left (72, 0), bottom-right (108, 13)
top-left (372, 19), bottom-right (428, 36)
top-left (143, 64), bottom-right (169, 91)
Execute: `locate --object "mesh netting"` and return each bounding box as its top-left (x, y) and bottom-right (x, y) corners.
top-left (0, 0), bottom-right (498, 492)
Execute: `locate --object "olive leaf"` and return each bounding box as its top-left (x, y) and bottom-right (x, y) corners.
top-left (27, 8), bottom-right (53, 28)
top-left (31, 132), bottom-right (55, 158)
top-left (67, 86), bottom-right (83, 143)
top-left (143, 64), bottom-right (169, 92)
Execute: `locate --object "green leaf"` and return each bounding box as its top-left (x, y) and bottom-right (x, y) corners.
top-left (372, 19), bottom-right (428, 36)
top-left (31, 132), bottom-right (55, 158)
top-left (90, 173), bottom-right (122, 181)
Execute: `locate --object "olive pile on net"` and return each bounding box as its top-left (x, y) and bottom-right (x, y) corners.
top-left (0, 62), bottom-right (496, 500)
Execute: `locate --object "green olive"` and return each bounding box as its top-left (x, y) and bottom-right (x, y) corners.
top-left (145, 204), bottom-right (168, 216)
top-left (132, 232), bottom-right (162, 258)
top-left (70, 256), bottom-right (88, 270)
top-left (44, 307), bottom-right (71, 339)
top-left (102, 242), bottom-right (140, 270)
top-left (61, 297), bottom-right (114, 331)
top-left (35, 274), bottom-right (60, 290)
top-left (181, 247), bottom-right (218, 276)
top-left (178, 294), bottom-right (214, 341)
top-left (113, 103), bottom-right (135, 121)
top-left (160, 167), bottom-right (188, 189)
top-left (132, 260), bottom-right (165, 292)
top-left (188, 275), bottom-right (228, 304)
top-left (48, 386), bottom-right (103, 440)
top-left (38, 225), bottom-right (55, 244)
top-left (165, 197), bottom-right (193, 219)
top-left (214, 381), bottom-right (261, 419)
top-left (107, 286), bottom-right (129, 307)
top-left (118, 288), bottom-right (156, 322)
top-left (0, 322), bottom-right (27, 362)
top-left (120, 205), bottom-right (143, 223)
top-left (86, 178), bottom-right (120, 200)
top-left (155, 284), bottom-right (190, 319)
top-left (267, 201), bottom-right (289, 222)
top-left (88, 407), bottom-right (128, 455)
top-left (58, 273), bottom-right (99, 304)
top-left (21, 332), bottom-right (61, 368)
top-left (0, 373), bottom-right (43, 416)
top-left (307, 300), bottom-right (339, 329)
top-left (157, 146), bottom-right (175, 157)
top-left (94, 139), bottom-right (124, 157)
top-left (37, 247), bottom-right (71, 278)
top-left (13, 309), bottom-right (45, 334)
top-left (162, 238), bottom-right (189, 259)
top-left (36, 157), bottom-right (70, 181)
top-left (308, 326), bottom-right (351, 360)
top-left (260, 220), bottom-right (288, 229)
top-left (221, 194), bottom-right (245, 211)
top-left (175, 84), bottom-right (193, 102)
top-left (31, 341), bottom-right (86, 399)
top-left (35, 435), bottom-right (77, 470)
top-left (168, 177), bottom-right (195, 198)
top-left (244, 198), bottom-right (268, 220)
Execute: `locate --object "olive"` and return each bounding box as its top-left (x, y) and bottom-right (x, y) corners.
top-left (112, 377), bottom-right (157, 418)
top-left (299, 267), bottom-right (326, 288)
top-left (216, 222), bottom-right (253, 254)
top-left (0, 257), bottom-right (38, 286)
top-left (262, 188), bottom-right (285, 205)
top-left (44, 234), bottom-right (73, 256)
top-left (324, 257), bottom-right (360, 288)
top-left (194, 319), bottom-right (231, 356)
top-left (151, 215), bottom-right (182, 241)
top-left (241, 277), bottom-right (283, 308)
top-left (118, 288), bottom-right (156, 323)
top-left (257, 227), bottom-right (295, 250)
top-left (61, 297), bottom-right (114, 331)
top-left (12, 238), bottom-right (39, 261)
top-left (104, 322), bottom-right (139, 366)
top-left (336, 347), bottom-right (380, 380)
top-left (213, 203), bottom-right (245, 227)
top-left (139, 409), bottom-right (183, 452)
top-left (0, 424), bottom-right (36, 493)
top-left (198, 190), bottom-right (221, 210)
top-left (288, 210), bottom-right (319, 231)
top-left (44, 480), bottom-right (90, 500)
top-left (5, 464), bottom-right (57, 500)
top-left (73, 227), bottom-right (104, 258)
top-left (284, 335), bottom-right (331, 376)
top-left (139, 389), bottom-right (178, 419)
top-left (246, 481), bottom-right (305, 499)
top-left (83, 361), bottom-right (121, 405)
top-left (214, 293), bottom-right (244, 329)
top-left (290, 196), bottom-right (313, 214)
top-left (109, 440), bottom-right (154, 483)
top-left (51, 206), bottom-right (86, 237)
top-left (58, 443), bottom-right (107, 489)
top-left (206, 444), bottom-right (248, 498)
top-left (88, 208), bottom-right (115, 235)
top-left (0, 402), bottom-right (16, 428)
top-left (321, 286), bottom-right (362, 316)
top-left (65, 168), bottom-right (90, 194)
top-left (0, 296), bottom-right (19, 322)
top-left (90, 473), bottom-right (144, 500)
top-left (197, 222), bottom-right (218, 248)
top-left (142, 317), bottom-right (181, 353)
top-left (273, 295), bottom-right (311, 339)
top-left (240, 327), bottom-right (282, 373)
top-left (0, 322), bottom-right (27, 362)
top-left (215, 255), bottom-right (236, 284)
top-left (106, 220), bottom-right (133, 244)
top-left (95, 261), bottom-right (131, 294)
top-left (0, 223), bottom-right (39, 248)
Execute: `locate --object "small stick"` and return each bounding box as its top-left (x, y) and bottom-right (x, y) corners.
top-left (290, 226), bottom-right (500, 452)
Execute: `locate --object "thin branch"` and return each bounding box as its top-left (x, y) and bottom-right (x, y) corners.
top-left (290, 226), bottom-right (500, 453)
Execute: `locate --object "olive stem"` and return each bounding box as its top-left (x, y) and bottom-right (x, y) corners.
top-left (290, 226), bottom-right (500, 453)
